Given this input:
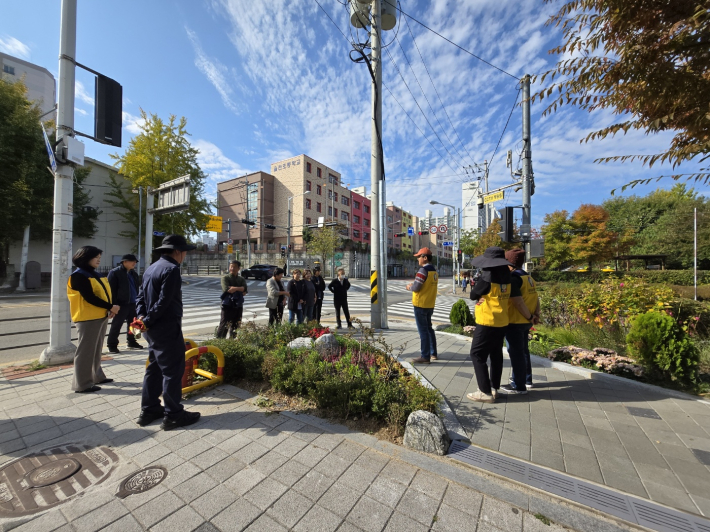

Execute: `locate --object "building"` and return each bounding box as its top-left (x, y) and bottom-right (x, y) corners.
top-left (350, 187), bottom-right (371, 245)
top-left (1, 52), bottom-right (56, 116)
top-left (418, 209), bottom-right (457, 260)
top-left (462, 181), bottom-right (481, 233)
top-left (385, 203), bottom-right (415, 253)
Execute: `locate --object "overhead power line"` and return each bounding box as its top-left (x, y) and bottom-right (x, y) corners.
top-left (490, 88), bottom-right (521, 164)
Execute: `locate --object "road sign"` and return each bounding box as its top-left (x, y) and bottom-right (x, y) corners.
top-left (288, 260), bottom-right (304, 266)
top-left (439, 224), bottom-right (448, 233)
top-left (153, 175), bottom-right (191, 214)
top-left (484, 190), bottom-right (504, 204)
top-left (153, 231), bottom-right (165, 237)
top-left (227, 238), bottom-right (233, 245)
top-left (227, 244), bottom-right (233, 253)
top-left (443, 241), bottom-right (453, 246)
top-left (429, 226), bottom-right (438, 234)
top-left (407, 226), bottom-right (414, 236)
top-left (206, 215), bottom-right (222, 232)
top-left (41, 123), bottom-right (57, 173)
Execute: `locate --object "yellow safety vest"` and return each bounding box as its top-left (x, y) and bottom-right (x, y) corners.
top-left (475, 283), bottom-right (510, 327)
top-left (509, 274), bottom-right (538, 324)
top-left (412, 266), bottom-right (438, 308)
top-left (67, 272), bottom-right (112, 322)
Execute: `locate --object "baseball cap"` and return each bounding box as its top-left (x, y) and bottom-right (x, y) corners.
top-left (413, 247), bottom-right (432, 257)
top-left (121, 253), bottom-right (138, 262)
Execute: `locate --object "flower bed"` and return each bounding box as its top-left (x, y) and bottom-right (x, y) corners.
top-left (547, 346), bottom-right (644, 378)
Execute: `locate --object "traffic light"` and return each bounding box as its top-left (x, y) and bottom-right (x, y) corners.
top-left (241, 218), bottom-right (256, 226)
top-left (281, 248), bottom-right (286, 258)
top-left (394, 232), bottom-right (406, 238)
top-left (457, 249), bottom-right (462, 261)
top-left (498, 207), bottom-right (514, 242)
top-left (288, 244), bottom-right (292, 253)
top-left (264, 223), bottom-right (276, 230)
top-left (94, 75), bottom-right (122, 147)
top-left (417, 231), bottom-right (424, 236)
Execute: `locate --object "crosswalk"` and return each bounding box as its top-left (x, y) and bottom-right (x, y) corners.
top-left (180, 285), bottom-right (476, 332)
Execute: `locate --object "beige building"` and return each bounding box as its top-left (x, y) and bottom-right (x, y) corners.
top-left (1, 52), bottom-right (56, 116)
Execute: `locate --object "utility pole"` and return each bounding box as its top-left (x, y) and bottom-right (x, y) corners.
top-left (694, 207), bottom-right (698, 301)
top-left (287, 201), bottom-right (291, 276)
top-left (369, 0), bottom-right (382, 329)
top-left (379, 180), bottom-right (388, 328)
top-left (137, 186), bottom-right (142, 275)
top-left (227, 218), bottom-right (231, 260)
top-left (144, 187), bottom-right (154, 266)
top-left (521, 74), bottom-right (533, 262)
top-left (40, 0), bottom-right (77, 365)
top-left (245, 175), bottom-right (251, 268)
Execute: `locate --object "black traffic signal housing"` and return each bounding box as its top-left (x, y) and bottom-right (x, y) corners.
top-left (498, 207), bottom-right (514, 242)
top-left (288, 244), bottom-right (292, 253)
top-left (94, 75), bottom-right (122, 147)
top-left (241, 218), bottom-right (256, 226)
top-left (394, 232), bottom-right (406, 238)
top-left (281, 248), bottom-right (286, 258)
top-left (417, 231), bottom-right (424, 236)
top-left (457, 249), bottom-right (462, 262)
top-left (264, 223), bottom-right (276, 230)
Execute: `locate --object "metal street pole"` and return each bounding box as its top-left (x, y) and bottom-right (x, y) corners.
top-left (245, 175), bottom-right (251, 268)
top-left (137, 186), bottom-right (142, 275)
top-left (694, 207), bottom-right (698, 301)
top-left (227, 218), bottom-right (231, 262)
top-left (40, 0), bottom-right (77, 365)
top-left (521, 74), bottom-right (533, 262)
top-left (379, 180), bottom-right (388, 328)
top-left (17, 222), bottom-right (30, 292)
top-left (144, 187), bottom-right (154, 266)
top-left (369, 0), bottom-right (383, 329)
top-left (287, 198), bottom-right (291, 276)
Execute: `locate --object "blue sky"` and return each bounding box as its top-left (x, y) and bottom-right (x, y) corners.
top-left (1, 0), bottom-right (701, 228)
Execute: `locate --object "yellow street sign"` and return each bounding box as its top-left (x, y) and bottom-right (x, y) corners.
top-left (206, 215), bottom-right (223, 232)
top-left (484, 190), bottom-right (504, 204)
top-left (227, 244), bottom-right (233, 253)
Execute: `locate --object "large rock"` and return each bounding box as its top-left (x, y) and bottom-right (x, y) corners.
top-left (314, 333), bottom-right (338, 356)
top-left (288, 337), bottom-right (313, 349)
top-left (403, 410), bottom-right (451, 456)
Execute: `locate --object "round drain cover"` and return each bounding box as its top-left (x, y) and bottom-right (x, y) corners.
top-left (25, 458), bottom-right (81, 488)
top-left (116, 467), bottom-right (168, 498)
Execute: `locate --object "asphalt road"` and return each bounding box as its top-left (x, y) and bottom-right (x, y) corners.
top-left (0, 274), bottom-right (462, 366)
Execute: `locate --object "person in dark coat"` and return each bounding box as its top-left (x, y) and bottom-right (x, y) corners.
top-left (303, 269), bottom-right (317, 321)
top-left (328, 267), bottom-right (353, 329)
top-left (312, 266), bottom-right (326, 323)
top-left (287, 269), bottom-right (306, 324)
top-left (106, 254), bottom-right (142, 353)
top-left (134, 234), bottom-right (200, 431)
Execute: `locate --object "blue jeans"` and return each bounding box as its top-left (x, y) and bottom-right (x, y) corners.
top-left (507, 323), bottom-right (533, 388)
top-left (413, 306), bottom-right (437, 360)
top-left (289, 309), bottom-right (304, 324)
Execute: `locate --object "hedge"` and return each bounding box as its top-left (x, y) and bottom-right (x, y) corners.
top-left (531, 270), bottom-right (710, 286)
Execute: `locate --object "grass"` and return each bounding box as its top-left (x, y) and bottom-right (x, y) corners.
top-left (27, 360), bottom-right (46, 372)
top-left (534, 514), bottom-right (551, 526)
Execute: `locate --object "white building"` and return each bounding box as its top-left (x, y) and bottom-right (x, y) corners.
top-left (462, 181), bottom-right (481, 233)
top-left (1, 52), bottom-right (56, 116)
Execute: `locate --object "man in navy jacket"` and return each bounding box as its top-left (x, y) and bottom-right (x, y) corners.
top-left (106, 254), bottom-right (142, 353)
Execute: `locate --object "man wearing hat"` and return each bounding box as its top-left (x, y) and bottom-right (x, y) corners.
top-left (106, 254), bottom-right (142, 353)
top-left (407, 247), bottom-right (439, 364)
top-left (134, 235), bottom-right (200, 430)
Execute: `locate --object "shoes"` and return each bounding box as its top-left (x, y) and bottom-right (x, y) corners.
top-left (347, 323), bottom-right (354, 329)
top-left (499, 385), bottom-right (528, 395)
top-left (411, 357), bottom-right (431, 365)
top-left (336, 325), bottom-right (342, 329)
top-left (431, 355), bottom-right (439, 361)
top-left (491, 388), bottom-right (498, 400)
top-left (137, 409), bottom-right (165, 426)
top-left (107, 346), bottom-right (120, 354)
top-left (75, 385), bottom-right (101, 394)
top-left (466, 391), bottom-right (495, 403)
top-left (98, 378), bottom-right (114, 384)
top-left (161, 411), bottom-right (201, 431)
top-left (526, 383), bottom-right (534, 389)
top-left (127, 341), bottom-right (144, 349)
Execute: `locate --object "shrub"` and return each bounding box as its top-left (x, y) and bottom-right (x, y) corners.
top-left (450, 299), bottom-right (474, 327)
top-left (626, 311), bottom-right (699, 386)
top-left (532, 270), bottom-right (710, 286)
top-left (200, 338), bottom-right (265, 382)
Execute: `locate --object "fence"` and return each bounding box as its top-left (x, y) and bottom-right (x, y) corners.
top-left (183, 265), bottom-right (224, 276)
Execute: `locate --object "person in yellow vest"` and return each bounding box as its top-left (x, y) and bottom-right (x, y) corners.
top-left (466, 247), bottom-right (515, 403)
top-left (501, 248), bottom-right (540, 394)
top-left (407, 247), bottom-right (439, 364)
top-left (67, 246), bottom-right (119, 393)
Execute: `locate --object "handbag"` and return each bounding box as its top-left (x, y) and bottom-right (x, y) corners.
top-left (220, 289), bottom-right (244, 308)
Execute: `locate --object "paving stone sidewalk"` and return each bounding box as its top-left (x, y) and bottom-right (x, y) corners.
top-left (379, 329), bottom-right (710, 517)
top-left (0, 346), bottom-right (632, 532)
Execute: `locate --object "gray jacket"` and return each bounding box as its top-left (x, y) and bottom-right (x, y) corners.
top-left (265, 277), bottom-right (285, 309)
top-left (304, 279), bottom-right (316, 308)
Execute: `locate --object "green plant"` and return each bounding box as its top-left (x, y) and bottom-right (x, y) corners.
top-left (450, 299), bottom-right (474, 327)
top-left (532, 270), bottom-right (710, 286)
top-left (27, 360), bottom-right (46, 372)
top-left (626, 311), bottom-right (699, 386)
top-left (534, 514), bottom-right (551, 526)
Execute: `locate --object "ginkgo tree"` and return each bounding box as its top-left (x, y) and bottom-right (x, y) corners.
top-left (534, 0), bottom-right (710, 190)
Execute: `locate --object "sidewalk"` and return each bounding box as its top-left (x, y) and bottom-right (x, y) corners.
top-left (1, 340), bottom-right (640, 532)
top-left (380, 328), bottom-right (710, 522)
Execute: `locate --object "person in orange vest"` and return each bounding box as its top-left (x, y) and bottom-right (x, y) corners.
top-left (501, 248), bottom-right (540, 393)
top-left (466, 247), bottom-right (516, 403)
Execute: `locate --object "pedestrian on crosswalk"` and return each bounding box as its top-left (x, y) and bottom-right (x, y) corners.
top-left (312, 266), bottom-right (326, 323)
top-left (266, 268), bottom-right (289, 325)
top-left (216, 260), bottom-right (248, 339)
top-left (287, 269), bottom-right (306, 324)
top-left (303, 269), bottom-right (317, 321)
top-left (328, 268), bottom-right (353, 329)
top-left (407, 248), bottom-right (439, 364)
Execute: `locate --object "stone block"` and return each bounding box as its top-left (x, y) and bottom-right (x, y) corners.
top-left (403, 410), bottom-right (451, 456)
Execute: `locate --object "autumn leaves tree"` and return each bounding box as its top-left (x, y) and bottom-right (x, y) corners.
top-left (309, 224), bottom-right (346, 276)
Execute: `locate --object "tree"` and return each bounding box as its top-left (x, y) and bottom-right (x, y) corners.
top-left (301, 225), bottom-right (314, 250)
top-left (541, 210), bottom-right (575, 270)
top-left (109, 110), bottom-right (211, 252)
top-left (533, 1), bottom-right (710, 188)
top-left (569, 204), bottom-right (617, 268)
top-left (309, 224), bottom-right (345, 276)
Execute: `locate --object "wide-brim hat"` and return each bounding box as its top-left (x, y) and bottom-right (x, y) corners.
top-left (471, 247), bottom-right (513, 269)
top-left (154, 234), bottom-right (197, 252)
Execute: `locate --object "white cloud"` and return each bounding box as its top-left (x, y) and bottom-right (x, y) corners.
top-left (75, 81), bottom-right (94, 106)
top-left (0, 35), bottom-right (30, 60)
top-left (75, 108), bottom-right (88, 116)
top-left (194, 139), bottom-right (251, 193)
top-left (122, 111), bottom-right (144, 136)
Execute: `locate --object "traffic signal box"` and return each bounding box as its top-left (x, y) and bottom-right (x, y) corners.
top-left (498, 207), bottom-right (514, 242)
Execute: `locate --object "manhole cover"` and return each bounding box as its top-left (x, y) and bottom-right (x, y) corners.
top-left (0, 444), bottom-right (118, 517)
top-left (116, 466), bottom-right (167, 498)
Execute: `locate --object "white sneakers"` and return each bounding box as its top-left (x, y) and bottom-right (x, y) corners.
top-left (466, 391), bottom-right (495, 403)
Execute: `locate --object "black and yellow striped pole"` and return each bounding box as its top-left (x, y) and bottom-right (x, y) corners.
top-left (370, 270), bottom-right (378, 304)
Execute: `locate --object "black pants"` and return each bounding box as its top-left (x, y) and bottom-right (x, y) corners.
top-left (470, 324), bottom-right (506, 395)
top-left (315, 299), bottom-right (323, 322)
top-left (107, 302), bottom-right (137, 348)
top-left (142, 321), bottom-right (185, 418)
top-left (505, 324), bottom-right (530, 391)
top-left (216, 306), bottom-right (243, 338)
top-left (269, 305), bottom-right (284, 325)
top-left (334, 299), bottom-right (351, 326)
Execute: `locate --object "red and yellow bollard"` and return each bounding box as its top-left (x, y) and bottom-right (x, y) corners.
top-left (145, 338), bottom-right (225, 394)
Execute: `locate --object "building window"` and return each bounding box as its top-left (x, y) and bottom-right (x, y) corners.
top-left (387, 215), bottom-right (393, 223)
top-left (3, 65), bottom-right (15, 75)
top-left (353, 215), bottom-right (360, 224)
top-left (388, 239), bottom-right (393, 246)
top-left (341, 197), bottom-right (349, 206)
top-left (306, 217), bottom-right (311, 225)
top-left (353, 200), bottom-right (360, 210)
top-left (316, 185), bottom-right (322, 195)
top-left (334, 208), bottom-right (338, 217)
top-left (328, 190), bottom-right (333, 199)
top-left (317, 202), bottom-right (322, 212)
top-left (328, 206), bottom-right (333, 216)
top-left (329, 174), bottom-right (338, 185)
top-left (317, 167), bottom-right (322, 178)
top-left (364, 205), bottom-right (370, 214)
top-left (353, 230), bottom-right (360, 238)
top-left (341, 212), bottom-right (349, 221)
top-left (307, 162), bottom-right (312, 173)
top-left (306, 199), bottom-right (311, 209)
top-left (364, 219), bottom-right (370, 227)
top-left (364, 232), bottom-right (369, 240)
top-left (306, 180), bottom-right (311, 191)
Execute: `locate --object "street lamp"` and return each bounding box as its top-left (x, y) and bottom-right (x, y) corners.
top-left (287, 190), bottom-right (311, 275)
top-left (430, 200), bottom-right (460, 294)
